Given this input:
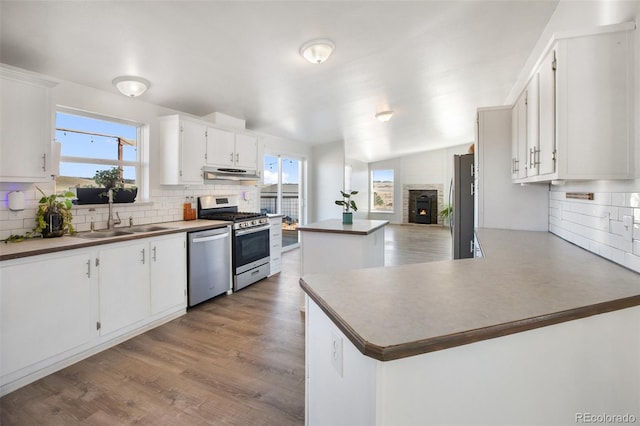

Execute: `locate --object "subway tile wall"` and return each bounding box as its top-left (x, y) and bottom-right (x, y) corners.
top-left (0, 182), bottom-right (259, 240)
top-left (549, 191), bottom-right (640, 274)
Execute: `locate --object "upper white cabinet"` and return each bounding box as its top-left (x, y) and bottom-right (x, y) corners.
top-left (512, 23), bottom-right (634, 183)
top-left (205, 126), bottom-right (258, 170)
top-left (159, 115), bottom-right (206, 185)
top-left (0, 66), bottom-right (57, 182)
top-left (511, 92), bottom-right (527, 180)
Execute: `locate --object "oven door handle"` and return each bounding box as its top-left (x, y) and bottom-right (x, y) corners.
top-left (235, 224), bottom-right (270, 236)
top-left (192, 233), bottom-right (229, 244)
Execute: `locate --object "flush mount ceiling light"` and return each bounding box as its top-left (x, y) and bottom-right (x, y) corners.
top-left (112, 76), bottom-right (150, 97)
top-left (375, 110), bottom-right (394, 122)
top-left (299, 39), bottom-right (335, 64)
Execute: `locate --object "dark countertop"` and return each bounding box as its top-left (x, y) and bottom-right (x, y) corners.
top-left (299, 228), bottom-right (640, 361)
top-left (0, 220), bottom-right (230, 261)
top-left (298, 219), bottom-right (389, 235)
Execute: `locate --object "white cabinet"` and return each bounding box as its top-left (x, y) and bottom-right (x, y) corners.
top-left (98, 241), bottom-right (150, 335)
top-left (512, 24), bottom-right (634, 183)
top-left (510, 93), bottom-right (527, 180)
top-left (0, 232), bottom-right (188, 395)
top-left (0, 66), bottom-right (57, 182)
top-left (98, 234), bottom-right (187, 334)
top-left (205, 126), bottom-right (258, 171)
top-left (1, 250), bottom-right (96, 379)
top-left (150, 234), bottom-right (187, 315)
top-left (159, 115), bottom-right (206, 185)
top-left (268, 216), bottom-right (283, 276)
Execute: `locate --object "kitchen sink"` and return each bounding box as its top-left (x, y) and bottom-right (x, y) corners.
top-left (73, 230), bottom-right (134, 239)
top-left (127, 225), bottom-right (176, 233)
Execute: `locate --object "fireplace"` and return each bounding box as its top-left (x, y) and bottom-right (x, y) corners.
top-left (409, 190), bottom-right (438, 224)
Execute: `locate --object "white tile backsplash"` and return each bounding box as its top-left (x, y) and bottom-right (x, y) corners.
top-left (0, 182), bottom-right (259, 240)
top-left (549, 191), bottom-right (640, 274)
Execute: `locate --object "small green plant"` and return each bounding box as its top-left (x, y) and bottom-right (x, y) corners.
top-left (439, 204), bottom-right (452, 222)
top-left (34, 186), bottom-right (76, 236)
top-left (335, 190), bottom-right (358, 213)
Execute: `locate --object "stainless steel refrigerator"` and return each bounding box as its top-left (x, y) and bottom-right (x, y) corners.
top-left (451, 154), bottom-right (475, 259)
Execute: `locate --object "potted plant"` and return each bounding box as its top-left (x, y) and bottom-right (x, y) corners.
top-left (34, 187), bottom-right (76, 238)
top-left (75, 167), bottom-right (137, 204)
top-left (439, 204), bottom-right (453, 225)
top-left (335, 190), bottom-right (358, 224)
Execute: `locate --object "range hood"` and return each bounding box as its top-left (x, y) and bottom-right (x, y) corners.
top-left (203, 166), bottom-right (260, 183)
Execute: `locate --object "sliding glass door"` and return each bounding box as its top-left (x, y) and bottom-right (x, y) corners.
top-left (261, 154), bottom-right (303, 250)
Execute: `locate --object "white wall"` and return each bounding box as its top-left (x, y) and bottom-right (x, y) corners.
top-left (310, 141), bottom-right (344, 223)
top-left (345, 156), bottom-right (369, 219)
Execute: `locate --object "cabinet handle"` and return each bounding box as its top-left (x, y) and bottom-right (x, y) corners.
top-left (141, 248), bottom-right (146, 264)
top-left (230, 153), bottom-right (234, 163)
top-left (86, 259), bottom-right (91, 278)
top-left (470, 183), bottom-right (474, 196)
top-left (42, 153), bottom-right (47, 172)
top-left (470, 240), bottom-right (475, 254)
top-left (236, 153), bottom-right (239, 163)
top-left (534, 148), bottom-right (540, 167)
top-left (152, 246), bottom-right (157, 262)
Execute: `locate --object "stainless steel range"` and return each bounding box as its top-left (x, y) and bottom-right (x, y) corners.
top-left (197, 195), bottom-right (270, 291)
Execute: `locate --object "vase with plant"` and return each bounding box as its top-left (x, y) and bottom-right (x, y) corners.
top-left (35, 186), bottom-right (76, 238)
top-left (335, 190), bottom-right (358, 224)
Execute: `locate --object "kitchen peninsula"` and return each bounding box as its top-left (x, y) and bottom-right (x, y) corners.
top-left (300, 229), bottom-right (640, 425)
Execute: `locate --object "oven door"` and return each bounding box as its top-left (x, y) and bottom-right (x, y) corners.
top-left (234, 224), bottom-right (270, 274)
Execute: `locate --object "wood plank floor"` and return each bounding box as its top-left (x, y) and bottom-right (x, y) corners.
top-left (0, 224), bottom-right (451, 425)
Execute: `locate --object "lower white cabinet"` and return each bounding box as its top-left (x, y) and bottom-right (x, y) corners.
top-left (98, 241), bottom-right (150, 335)
top-left (150, 234), bottom-right (187, 314)
top-left (0, 232), bottom-right (187, 396)
top-left (1, 250), bottom-right (96, 378)
top-left (268, 216), bottom-right (283, 276)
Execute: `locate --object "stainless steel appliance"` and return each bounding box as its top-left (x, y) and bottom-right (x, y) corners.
top-left (197, 195), bottom-right (270, 291)
top-left (451, 153), bottom-right (475, 259)
top-left (187, 226), bottom-right (232, 307)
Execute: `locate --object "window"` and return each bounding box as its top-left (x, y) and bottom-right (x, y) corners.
top-left (371, 169), bottom-right (394, 212)
top-left (55, 110), bottom-right (139, 195)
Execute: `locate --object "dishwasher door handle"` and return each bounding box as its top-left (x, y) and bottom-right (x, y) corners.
top-left (192, 233), bottom-right (229, 244)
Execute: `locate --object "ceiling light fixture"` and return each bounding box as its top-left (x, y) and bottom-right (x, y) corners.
top-left (299, 39), bottom-right (335, 64)
top-left (112, 76), bottom-right (150, 97)
top-left (375, 110), bottom-right (394, 122)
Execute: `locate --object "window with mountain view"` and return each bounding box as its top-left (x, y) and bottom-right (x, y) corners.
top-left (55, 111), bottom-right (139, 192)
top-left (371, 169), bottom-right (394, 212)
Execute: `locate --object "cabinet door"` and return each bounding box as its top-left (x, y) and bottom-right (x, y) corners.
top-left (510, 105), bottom-right (520, 180)
top-left (512, 93), bottom-right (528, 180)
top-left (150, 234), bottom-right (187, 315)
top-left (1, 251), bottom-right (95, 376)
top-left (234, 133), bottom-right (258, 170)
top-left (0, 72), bottom-right (54, 182)
top-left (180, 119), bottom-right (206, 183)
top-left (538, 48), bottom-right (556, 176)
top-left (98, 242), bottom-right (149, 335)
top-left (526, 74), bottom-right (539, 177)
top-left (205, 127), bottom-right (235, 167)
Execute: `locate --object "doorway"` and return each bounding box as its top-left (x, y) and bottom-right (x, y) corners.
top-left (261, 155), bottom-right (303, 250)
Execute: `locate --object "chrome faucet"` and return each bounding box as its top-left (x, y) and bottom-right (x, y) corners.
top-left (107, 189), bottom-right (121, 229)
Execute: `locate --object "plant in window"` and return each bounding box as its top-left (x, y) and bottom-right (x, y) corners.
top-left (94, 167), bottom-right (122, 190)
top-left (75, 167), bottom-right (137, 204)
top-left (335, 190), bottom-right (358, 224)
top-left (34, 186), bottom-right (76, 238)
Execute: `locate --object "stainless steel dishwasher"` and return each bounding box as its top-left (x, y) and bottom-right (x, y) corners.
top-left (187, 226), bottom-right (232, 307)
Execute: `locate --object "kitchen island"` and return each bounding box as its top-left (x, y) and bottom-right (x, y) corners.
top-left (298, 219), bottom-right (388, 310)
top-left (300, 229), bottom-right (640, 425)
top-left (298, 218), bottom-right (388, 275)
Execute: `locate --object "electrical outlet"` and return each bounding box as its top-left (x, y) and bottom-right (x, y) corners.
top-left (330, 331), bottom-right (343, 377)
top-left (622, 215), bottom-right (633, 241)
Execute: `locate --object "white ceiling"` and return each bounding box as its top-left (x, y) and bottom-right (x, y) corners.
top-left (0, 1), bottom-right (558, 163)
